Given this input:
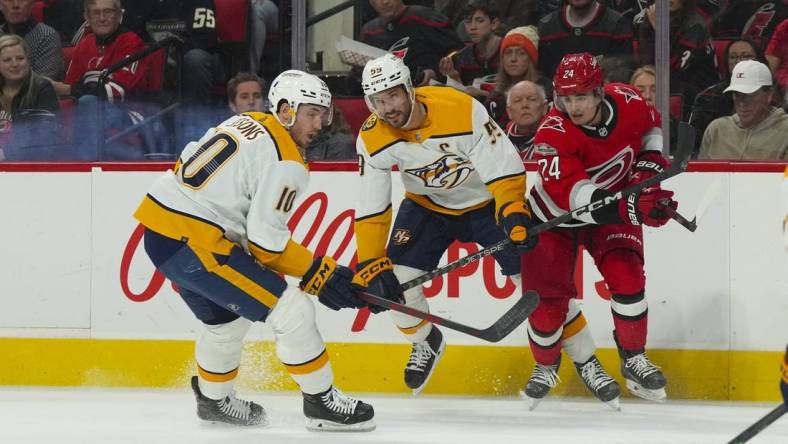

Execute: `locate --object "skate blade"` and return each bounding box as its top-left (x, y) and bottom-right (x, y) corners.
top-left (626, 380), bottom-right (666, 402)
top-left (518, 390), bottom-right (543, 411)
top-left (410, 340), bottom-right (447, 396)
top-left (305, 418), bottom-right (376, 432)
top-left (604, 396), bottom-right (621, 411)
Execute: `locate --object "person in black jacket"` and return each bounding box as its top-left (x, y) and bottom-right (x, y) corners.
top-left (0, 34), bottom-right (59, 160)
top-left (361, 0), bottom-right (463, 86)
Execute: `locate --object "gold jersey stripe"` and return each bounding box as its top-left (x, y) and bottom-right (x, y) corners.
top-left (404, 192), bottom-right (491, 216)
top-left (242, 111), bottom-right (305, 166)
top-left (197, 366), bottom-right (239, 383)
top-left (189, 245), bottom-right (280, 309)
top-left (249, 239), bottom-right (313, 278)
top-left (133, 195), bottom-right (236, 255)
top-left (283, 349), bottom-right (330, 375)
top-left (486, 174), bottom-right (527, 220)
top-left (354, 205), bottom-right (392, 263)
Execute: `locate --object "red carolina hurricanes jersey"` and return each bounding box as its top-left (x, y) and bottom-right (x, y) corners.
top-left (528, 83), bottom-right (663, 227)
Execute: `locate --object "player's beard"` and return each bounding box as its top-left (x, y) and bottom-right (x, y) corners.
top-left (384, 101), bottom-right (413, 129)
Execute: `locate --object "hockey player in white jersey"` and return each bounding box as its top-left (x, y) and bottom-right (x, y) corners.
top-left (134, 70), bottom-right (376, 431)
top-left (354, 53), bottom-right (539, 394)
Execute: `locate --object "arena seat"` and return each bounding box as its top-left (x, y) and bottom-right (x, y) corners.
top-left (334, 97), bottom-right (370, 137)
top-left (670, 94), bottom-right (683, 120)
top-left (713, 38), bottom-right (732, 76)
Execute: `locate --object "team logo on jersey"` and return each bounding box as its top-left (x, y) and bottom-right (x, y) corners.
top-left (613, 86), bottom-right (643, 104)
top-left (405, 154), bottom-right (474, 189)
top-left (226, 304), bottom-right (241, 312)
top-left (362, 114), bottom-right (378, 131)
top-left (538, 116), bottom-right (566, 133)
top-left (586, 147), bottom-right (634, 189)
top-left (391, 228), bottom-right (412, 245)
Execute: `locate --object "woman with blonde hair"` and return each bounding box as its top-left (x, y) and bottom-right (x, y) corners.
top-left (485, 26), bottom-right (550, 126)
top-left (0, 34), bottom-right (60, 160)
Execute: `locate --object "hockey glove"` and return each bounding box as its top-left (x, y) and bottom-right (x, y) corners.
top-left (618, 188), bottom-right (678, 227)
top-left (629, 151), bottom-right (669, 192)
top-left (300, 256), bottom-right (364, 311)
top-left (351, 257), bottom-right (402, 314)
top-left (497, 201), bottom-right (539, 252)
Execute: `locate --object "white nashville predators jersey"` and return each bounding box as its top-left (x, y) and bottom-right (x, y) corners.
top-left (354, 86), bottom-right (526, 261)
top-left (134, 112), bottom-right (313, 277)
top-left (783, 165), bottom-right (788, 252)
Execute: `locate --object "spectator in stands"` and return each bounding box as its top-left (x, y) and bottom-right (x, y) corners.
top-left (699, 60), bottom-right (788, 160)
top-left (51, 0), bottom-right (146, 160)
top-left (600, 54), bottom-right (632, 83)
top-left (306, 104), bottom-right (355, 161)
top-left (0, 0), bottom-right (63, 80)
top-left (629, 64), bottom-right (678, 153)
top-left (504, 79), bottom-right (548, 159)
top-left (537, 0), bottom-right (633, 81)
top-left (484, 25), bottom-right (548, 126)
top-left (360, 0), bottom-right (462, 86)
top-left (121, 0), bottom-right (224, 148)
top-left (438, 0), bottom-right (502, 98)
top-left (637, 0), bottom-right (719, 119)
top-left (690, 38), bottom-right (765, 149)
top-left (0, 34), bottom-right (59, 160)
top-left (712, 0), bottom-right (786, 42)
top-left (438, 0), bottom-right (540, 42)
top-left (766, 19), bottom-right (788, 102)
top-left (249, 0), bottom-right (278, 77)
top-left (227, 71), bottom-right (265, 115)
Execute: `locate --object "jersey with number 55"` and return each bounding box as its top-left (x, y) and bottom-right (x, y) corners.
top-left (134, 112), bottom-right (314, 277)
top-left (528, 83), bottom-right (663, 228)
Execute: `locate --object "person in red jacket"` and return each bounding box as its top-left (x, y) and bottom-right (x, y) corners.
top-left (50, 0), bottom-right (146, 160)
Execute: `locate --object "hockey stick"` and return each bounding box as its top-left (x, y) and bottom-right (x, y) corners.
top-left (661, 179), bottom-right (723, 232)
top-left (356, 290), bottom-right (540, 343)
top-left (727, 403), bottom-right (787, 443)
top-left (399, 122), bottom-right (694, 292)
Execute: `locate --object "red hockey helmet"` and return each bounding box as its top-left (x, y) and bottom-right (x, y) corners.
top-left (553, 52), bottom-right (602, 96)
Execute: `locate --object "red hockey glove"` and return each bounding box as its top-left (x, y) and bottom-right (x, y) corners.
top-left (497, 201), bottom-right (539, 252)
top-left (630, 151), bottom-right (669, 192)
top-left (618, 188), bottom-right (678, 227)
top-left (351, 257), bottom-right (402, 314)
top-left (301, 256), bottom-right (364, 310)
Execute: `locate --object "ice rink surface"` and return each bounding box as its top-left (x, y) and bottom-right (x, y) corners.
top-left (2, 387), bottom-right (787, 444)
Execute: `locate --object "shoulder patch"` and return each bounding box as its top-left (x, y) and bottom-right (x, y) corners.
top-left (539, 115), bottom-right (566, 133)
top-left (361, 114), bottom-right (378, 132)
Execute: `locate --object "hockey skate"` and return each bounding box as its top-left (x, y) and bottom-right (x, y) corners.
top-left (521, 359), bottom-right (561, 411)
top-left (303, 386), bottom-right (375, 432)
top-left (190, 376), bottom-right (266, 426)
top-left (574, 355), bottom-right (621, 411)
top-left (404, 326), bottom-right (446, 395)
top-left (619, 348), bottom-right (667, 402)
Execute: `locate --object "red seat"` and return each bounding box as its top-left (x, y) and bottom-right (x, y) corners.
top-left (139, 47), bottom-right (166, 93)
top-left (31, 1), bottom-right (45, 22)
top-left (669, 94), bottom-right (683, 120)
top-left (334, 97), bottom-right (370, 137)
top-left (713, 38), bottom-right (732, 76)
top-left (215, 0), bottom-right (249, 43)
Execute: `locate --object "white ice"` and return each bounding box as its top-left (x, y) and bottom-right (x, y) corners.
top-left (1, 387), bottom-right (787, 444)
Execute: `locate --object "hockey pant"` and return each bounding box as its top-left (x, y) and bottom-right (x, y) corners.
top-left (143, 228), bottom-right (333, 398)
top-left (522, 225), bottom-right (648, 365)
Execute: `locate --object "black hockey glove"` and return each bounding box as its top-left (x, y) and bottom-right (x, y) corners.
top-left (300, 256), bottom-right (364, 311)
top-left (351, 257), bottom-right (403, 314)
top-left (497, 201), bottom-right (539, 252)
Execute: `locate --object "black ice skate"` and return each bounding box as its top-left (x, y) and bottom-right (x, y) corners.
top-left (303, 386), bottom-right (375, 432)
top-left (522, 359), bottom-right (561, 411)
top-left (190, 376), bottom-right (266, 426)
top-left (618, 348), bottom-right (667, 402)
top-left (404, 326), bottom-right (446, 394)
top-left (574, 355), bottom-right (621, 410)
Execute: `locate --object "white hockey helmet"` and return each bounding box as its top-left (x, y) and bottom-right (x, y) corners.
top-left (361, 53), bottom-right (415, 116)
top-left (268, 69), bottom-right (333, 127)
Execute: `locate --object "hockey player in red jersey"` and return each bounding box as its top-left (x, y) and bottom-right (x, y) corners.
top-left (521, 52), bottom-right (677, 406)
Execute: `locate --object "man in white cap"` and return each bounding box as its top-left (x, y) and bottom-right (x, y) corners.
top-left (699, 60), bottom-right (788, 160)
